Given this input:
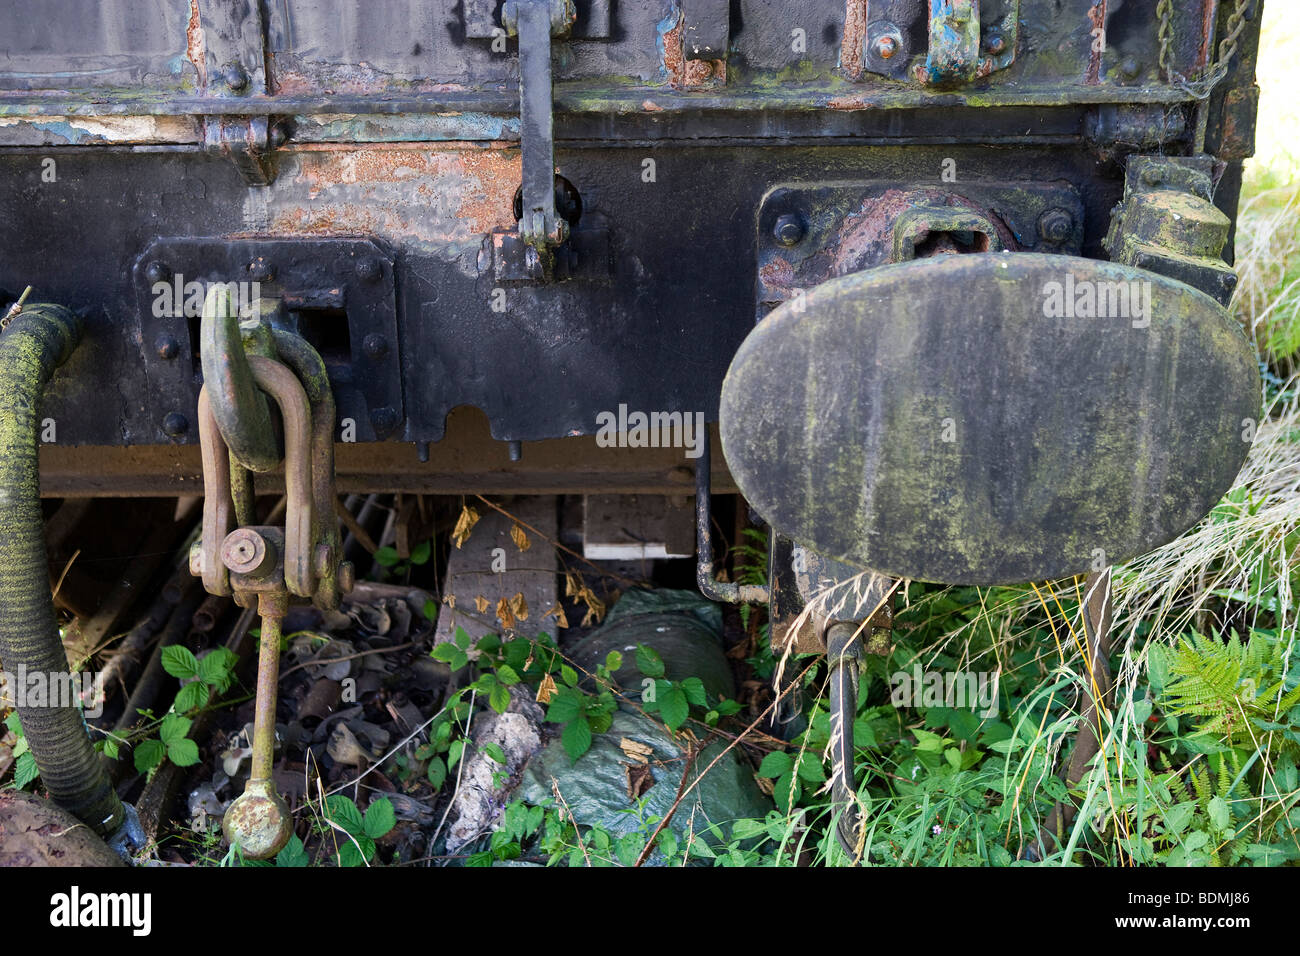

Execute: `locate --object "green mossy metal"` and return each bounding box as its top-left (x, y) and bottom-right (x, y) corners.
top-left (720, 253), bottom-right (1261, 585)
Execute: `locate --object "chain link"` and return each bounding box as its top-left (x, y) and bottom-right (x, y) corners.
top-left (1157, 0), bottom-right (1254, 100)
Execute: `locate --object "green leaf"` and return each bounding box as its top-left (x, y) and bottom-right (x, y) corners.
top-left (337, 836), bottom-right (375, 867)
top-left (160, 646), bottom-right (200, 681)
top-left (496, 664), bottom-right (521, 686)
top-left (604, 650), bottom-right (624, 673)
top-left (453, 626), bottom-right (472, 650)
top-left (635, 644), bottom-right (664, 678)
top-left (159, 713), bottom-right (192, 745)
top-left (426, 756), bottom-right (448, 790)
top-left (4, 712), bottom-right (22, 737)
top-left (615, 832), bottom-right (642, 866)
top-left (483, 742), bottom-right (507, 764)
top-left (731, 818), bottom-right (766, 840)
top-left (715, 698), bottom-right (742, 717)
top-left (489, 682), bottom-right (511, 715)
top-left (133, 738), bottom-right (166, 774)
top-left (198, 648), bottom-right (238, 690)
top-left (276, 834), bottom-right (309, 868)
top-left (561, 716), bottom-right (593, 761)
top-left (757, 751), bottom-right (793, 778)
top-left (1209, 796), bottom-right (1231, 831)
top-left (422, 598), bottom-right (438, 621)
top-left (326, 794), bottom-right (364, 836)
top-left (363, 798), bottom-right (396, 839)
top-left (174, 680), bottom-right (208, 714)
top-left (560, 665), bottom-right (579, 688)
top-left (167, 738), bottom-right (200, 767)
top-left (13, 751), bottom-right (39, 788)
top-left (447, 739), bottom-right (465, 769)
top-left (410, 540), bottom-right (432, 565)
top-left (102, 738), bottom-right (119, 760)
top-left (374, 546), bottom-right (400, 567)
top-left (680, 676), bottom-right (707, 708)
top-left (545, 689), bottom-right (583, 724)
top-left (657, 684), bottom-right (689, 731)
top-left (795, 751), bottom-right (826, 784)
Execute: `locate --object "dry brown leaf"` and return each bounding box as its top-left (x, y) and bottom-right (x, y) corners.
top-left (496, 596), bottom-right (515, 630)
top-left (443, 593), bottom-right (456, 610)
top-left (618, 738), bottom-right (653, 764)
top-left (451, 505), bottom-right (480, 549)
top-left (474, 594), bottom-right (490, 614)
top-left (625, 762), bottom-right (655, 801)
top-left (510, 591), bottom-right (529, 622)
top-left (579, 587), bottom-right (606, 627)
top-left (543, 604), bottom-right (569, 630)
top-left (510, 523), bottom-right (531, 552)
top-left (535, 672), bottom-right (556, 705)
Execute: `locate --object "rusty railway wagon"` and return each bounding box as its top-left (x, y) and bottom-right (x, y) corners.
top-left (0, 0), bottom-right (1265, 862)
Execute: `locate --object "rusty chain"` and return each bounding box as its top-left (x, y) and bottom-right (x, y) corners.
top-left (1157, 0), bottom-right (1254, 99)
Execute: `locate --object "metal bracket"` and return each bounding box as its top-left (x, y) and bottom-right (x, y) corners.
top-left (194, 0), bottom-right (278, 184)
top-left (467, 0), bottom-right (610, 39)
top-left (134, 237), bottom-right (402, 445)
top-left (503, 0), bottom-right (578, 275)
top-left (681, 0), bottom-right (730, 60)
top-left (861, 0), bottom-right (1018, 85)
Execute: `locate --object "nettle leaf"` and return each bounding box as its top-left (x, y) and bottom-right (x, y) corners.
top-left (160, 646), bottom-right (200, 681)
top-left (635, 644), bottom-right (665, 678)
top-left (167, 738), bottom-right (200, 767)
top-left (561, 716), bottom-right (593, 762)
top-left (13, 751), bottom-right (39, 788)
top-left (483, 742), bottom-right (507, 764)
top-left (133, 738), bottom-right (166, 774)
top-left (757, 751), bottom-right (793, 778)
top-left (680, 677), bottom-right (707, 708)
top-left (326, 794), bottom-right (364, 836)
top-left (363, 798), bottom-right (396, 839)
top-left (159, 713), bottom-right (192, 745)
top-left (657, 684), bottom-right (689, 732)
top-left (374, 546), bottom-right (401, 567)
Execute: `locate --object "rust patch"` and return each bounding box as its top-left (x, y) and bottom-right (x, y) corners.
top-left (661, 11), bottom-right (726, 89)
top-left (841, 0), bottom-right (867, 80)
top-left (187, 0), bottom-right (208, 90)
top-left (642, 99), bottom-right (664, 112)
top-left (264, 144), bottom-right (520, 245)
top-left (1086, 1), bottom-right (1108, 85)
top-left (1198, 0), bottom-right (1216, 71)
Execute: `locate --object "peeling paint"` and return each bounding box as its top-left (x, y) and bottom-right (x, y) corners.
top-left (0, 114), bottom-right (198, 145)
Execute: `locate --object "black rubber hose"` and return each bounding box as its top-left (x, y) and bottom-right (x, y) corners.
top-left (0, 304), bottom-right (123, 835)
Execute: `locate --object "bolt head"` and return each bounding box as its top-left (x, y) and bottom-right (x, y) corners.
top-left (1038, 208), bottom-right (1075, 246)
top-left (1120, 57), bottom-right (1142, 79)
top-left (144, 261), bottom-right (171, 285)
top-left (162, 412), bottom-right (189, 437)
top-left (362, 333), bottom-right (389, 360)
top-left (370, 406), bottom-right (400, 437)
top-left (268, 121), bottom-right (291, 148)
top-left (223, 61), bottom-right (249, 92)
top-left (247, 257), bottom-right (275, 282)
top-left (355, 257), bottom-right (383, 283)
top-left (774, 213), bottom-right (806, 247)
top-left (221, 528), bottom-right (275, 577)
top-left (984, 32), bottom-right (1006, 55)
top-left (155, 333), bottom-right (180, 360)
top-left (874, 35), bottom-right (899, 59)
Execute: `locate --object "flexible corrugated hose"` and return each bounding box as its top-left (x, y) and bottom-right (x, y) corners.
top-left (0, 303), bottom-right (124, 835)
